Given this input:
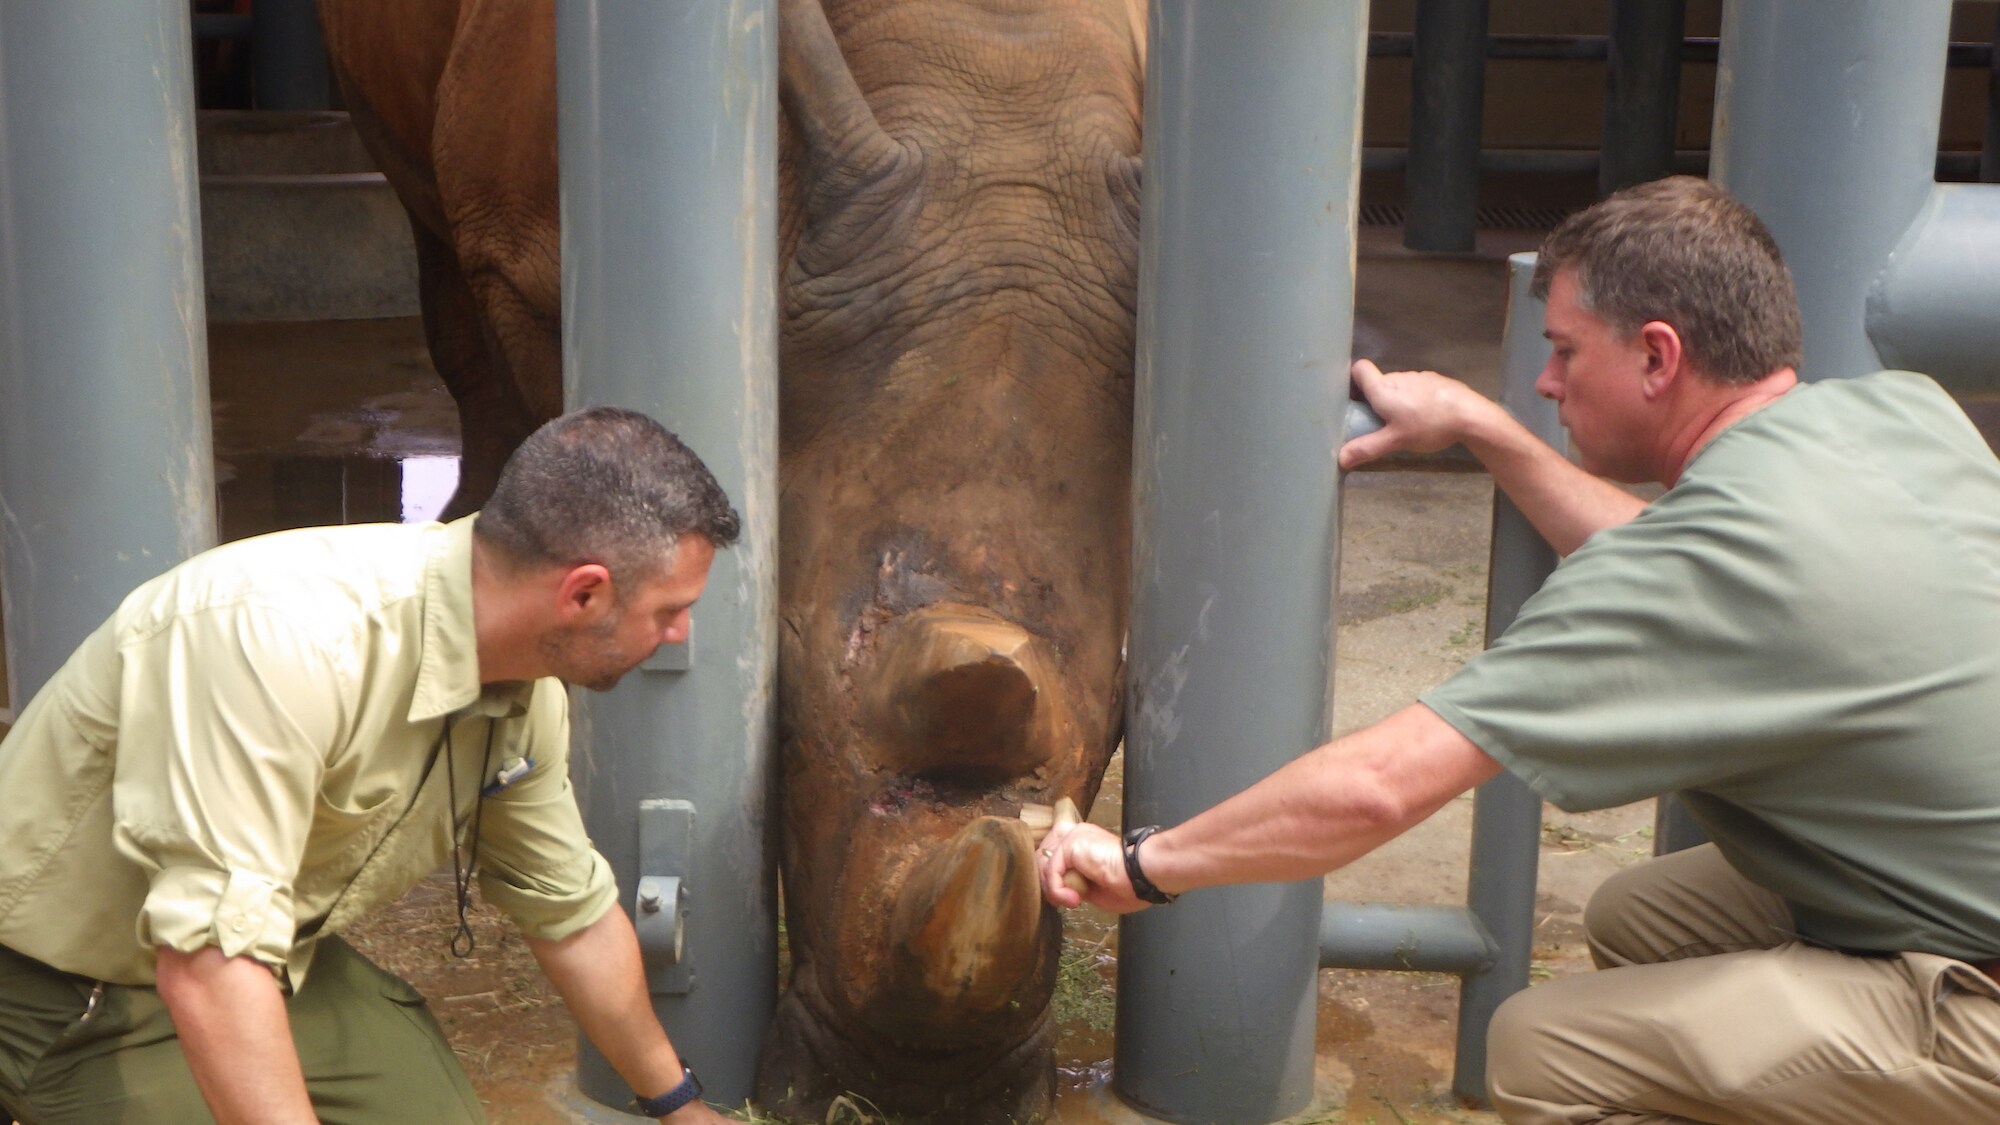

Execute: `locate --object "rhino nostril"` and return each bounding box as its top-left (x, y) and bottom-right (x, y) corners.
top-left (867, 605), bottom-right (1055, 784)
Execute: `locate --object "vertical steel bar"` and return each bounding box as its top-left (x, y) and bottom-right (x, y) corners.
top-left (1405, 0), bottom-right (1489, 252)
top-left (0, 0), bottom-right (217, 705)
top-left (1452, 252), bottom-right (1555, 1102)
top-left (1983, 7), bottom-right (2000, 185)
top-left (557, 0), bottom-right (778, 1109)
top-left (251, 0), bottom-right (331, 111)
top-left (1654, 797), bottom-right (1708, 855)
top-left (1119, 3), bottom-right (1366, 1121)
top-left (1600, 0), bottom-right (1685, 196)
top-left (1710, 0), bottom-right (1950, 381)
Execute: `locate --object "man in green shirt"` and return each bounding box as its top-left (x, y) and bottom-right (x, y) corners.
top-left (0, 407), bottom-right (732, 1123)
top-left (1040, 177), bottom-right (2000, 1123)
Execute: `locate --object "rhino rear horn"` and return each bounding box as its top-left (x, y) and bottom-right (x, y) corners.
top-left (868, 605), bottom-right (1054, 784)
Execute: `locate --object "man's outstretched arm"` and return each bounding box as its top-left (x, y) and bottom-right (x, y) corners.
top-left (1040, 703), bottom-right (1503, 910)
top-left (528, 906), bottom-right (729, 1123)
top-left (1341, 359), bottom-right (1645, 555)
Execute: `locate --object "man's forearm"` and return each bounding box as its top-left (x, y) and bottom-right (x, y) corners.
top-left (1458, 400), bottom-right (1646, 556)
top-left (528, 908), bottom-right (710, 1120)
top-left (1139, 704), bottom-right (1503, 895)
top-left (154, 946), bottom-right (318, 1125)
top-left (1342, 361), bottom-right (1645, 555)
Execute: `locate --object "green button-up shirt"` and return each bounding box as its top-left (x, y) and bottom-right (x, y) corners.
top-left (0, 517), bottom-right (616, 988)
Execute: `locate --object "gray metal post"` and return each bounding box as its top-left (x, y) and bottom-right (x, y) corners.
top-left (1984, 7), bottom-right (2000, 185)
top-left (1600, 0), bottom-right (1685, 196)
top-left (557, 0), bottom-right (777, 1112)
top-left (1709, 0), bottom-right (1951, 383)
top-left (1119, 4), bottom-right (1365, 1122)
top-left (1452, 253), bottom-right (1557, 1102)
top-left (1713, 0), bottom-right (2000, 395)
top-left (252, 0), bottom-right (331, 111)
top-left (1654, 796), bottom-right (1708, 855)
top-left (1405, 0), bottom-right (1489, 252)
top-left (0, 0), bottom-right (217, 705)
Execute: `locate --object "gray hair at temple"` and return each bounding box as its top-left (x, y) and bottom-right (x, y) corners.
top-left (1532, 175), bottom-right (1804, 386)
top-left (475, 406), bottom-right (741, 590)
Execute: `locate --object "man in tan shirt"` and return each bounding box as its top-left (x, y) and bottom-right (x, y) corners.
top-left (0, 407), bottom-right (733, 1123)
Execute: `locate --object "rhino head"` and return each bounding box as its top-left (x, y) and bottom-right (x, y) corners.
top-left (756, 0), bottom-right (1145, 1120)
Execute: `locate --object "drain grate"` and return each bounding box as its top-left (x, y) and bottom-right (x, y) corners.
top-left (1358, 202), bottom-right (1580, 230)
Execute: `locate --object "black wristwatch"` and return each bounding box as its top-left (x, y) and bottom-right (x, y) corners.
top-left (1122, 825), bottom-right (1179, 905)
top-left (635, 1065), bottom-right (702, 1118)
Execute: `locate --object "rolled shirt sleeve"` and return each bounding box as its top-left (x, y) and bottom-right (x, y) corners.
top-left (474, 680), bottom-right (617, 941)
top-left (110, 605), bottom-right (347, 975)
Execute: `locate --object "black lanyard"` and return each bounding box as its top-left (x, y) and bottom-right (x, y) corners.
top-left (440, 714), bottom-right (499, 958)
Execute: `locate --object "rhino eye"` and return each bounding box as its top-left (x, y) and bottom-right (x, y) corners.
top-left (1107, 154), bottom-right (1141, 239)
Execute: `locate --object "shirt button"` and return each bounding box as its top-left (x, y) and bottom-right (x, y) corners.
top-left (229, 917), bottom-right (246, 932)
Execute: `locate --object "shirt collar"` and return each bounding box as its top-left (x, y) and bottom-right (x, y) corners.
top-left (408, 516), bottom-right (536, 723)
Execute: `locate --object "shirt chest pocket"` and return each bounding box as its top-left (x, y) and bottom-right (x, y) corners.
top-left (303, 772), bottom-right (457, 937)
top-left (298, 781), bottom-right (420, 901)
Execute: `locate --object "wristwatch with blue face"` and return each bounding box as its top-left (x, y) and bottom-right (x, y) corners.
top-left (635, 1065), bottom-right (702, 1118)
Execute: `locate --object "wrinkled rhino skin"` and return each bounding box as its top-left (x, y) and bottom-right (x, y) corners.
top-left (319, 1), bottom-right (1144, 1121)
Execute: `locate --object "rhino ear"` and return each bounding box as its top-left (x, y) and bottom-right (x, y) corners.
top-left (780, 0), bottom-right (913, 209)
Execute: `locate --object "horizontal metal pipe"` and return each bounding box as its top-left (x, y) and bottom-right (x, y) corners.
top-left (1360, 146), bottom-right (1981, 181)
top-left (1866, 183), bottom-right (2000, 395)
top-left (1366, 33), bottom-right (1990, 68)
top-left (1320, 903), bottom-right (1498, 975)
top-left (1370, 33), bottom-right (1710, 63)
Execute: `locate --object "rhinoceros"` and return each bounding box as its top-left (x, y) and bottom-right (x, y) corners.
top-left (319, 0), bottom-right (1145, 1120)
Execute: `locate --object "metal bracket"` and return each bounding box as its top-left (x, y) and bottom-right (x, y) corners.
top-left (634, 875), bottom-right (685, 967)
top-left (636, 798), bottom-right (695, 994)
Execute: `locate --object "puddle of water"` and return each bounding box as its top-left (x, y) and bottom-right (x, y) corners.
top-left (217, 452), bottom-right (459, 542)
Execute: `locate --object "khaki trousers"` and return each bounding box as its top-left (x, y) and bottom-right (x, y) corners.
top-left (1486, 844), bottom-right (2000, 1124)
top-left (0, 936), bottom-right (484, 1125)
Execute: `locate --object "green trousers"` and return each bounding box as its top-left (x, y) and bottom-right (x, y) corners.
top-left (0, 937), bottom-right (485, 1124)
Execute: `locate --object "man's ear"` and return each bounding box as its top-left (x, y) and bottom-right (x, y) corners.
top-left (1637, 320), bottom-right (1684, 399)
top-left (554, 563), bottom-right (616, 624)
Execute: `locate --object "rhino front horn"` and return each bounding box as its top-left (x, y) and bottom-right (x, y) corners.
top-left (888, 815), bottom-right (1047, 1016)
top-left (867, 604), bottom-right (1054, 783)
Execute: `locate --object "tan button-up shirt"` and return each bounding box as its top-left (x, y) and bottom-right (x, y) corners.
top-left (0, 517), bottom-right (616, 988)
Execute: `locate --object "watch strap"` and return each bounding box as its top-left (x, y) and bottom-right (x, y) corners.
top-left (1122, 825), bottom-right (1179, 905)
top-left (634, 1065), bottom-right (702, 1118)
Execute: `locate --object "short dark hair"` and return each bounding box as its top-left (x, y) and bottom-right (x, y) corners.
top-left (475, 406), bottom-right (740, 587)
top-left (1531, 176), bottom-right (1803, 386)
